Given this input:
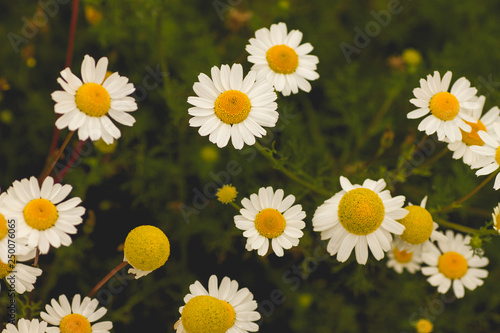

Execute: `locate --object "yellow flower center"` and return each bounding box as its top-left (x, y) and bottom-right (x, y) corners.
top-left (254, 208), bottom-right (286, 238)
top-left (266, 44), bottom-right (299, 74)
top-left (214, 90), bottom-right (251, 125)
top-left (393, 247), bottom-right (413, 264)
top-left (23, 198), bottom-right (59, 230)
top-left (495, 146), bottom-right (500, 166)
top-left (438, 251), bottom-right (468, 279)
top-left (59, 314), bottom-right (91, 333)
top-left (338, 188), bottom-right (385, 235)
top-left (398, 206), bottom-right (434, 245)
top-left (429, 92), bottom-right (459, 121)
top-left (181, 295), bottom-right (235, 333)
top-left (416, 319), bottom-right (433, 333)
top-left (216, 184), bottom-right (238, 204)
top-left (0, 213), bottom-right (7, 240)
top-left (124, 225), bottom-right (170, 271)
top-left (495, 214), bottom-right (500, 232)
top-left (0, 257), bottom-right (15, 278)
top-left (460, 119), bottom-right (486, 146)
top-left (75, 82), bottom-right (111, 117)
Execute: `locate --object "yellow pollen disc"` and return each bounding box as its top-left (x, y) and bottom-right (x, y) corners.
top-left (23, 198), bottom-right (59, 231)
top-left (266, 44), bottom-right (299, 74)
top-left (75, 82), bottom-right (111, 117)
top-left (495, 146), bottom-right (500, 166)
top-left (438, 251), bottom-right (468, 279)
top-left (59, 314), bottom-right (91, 333)
top-left (393, 247), bottom-right (413, 264)
top-left (416, 319), bottom-right (433, 333)
top-left (124, 225), bottom-right (170, 271)
top-left (398, 206), bottom-right (434, 245)
top-left (460, 119), bottom-right (486, 146)
top-left (214, 90), bottom-right (251, 125)
top-left (495, 214), bottom-right (500, 232)
top-left (0, 257), bottom-right (15, 279)
top-left (181, 295), bottom-right (235, 333)
top-left (216, 184), bottom-right (238, 204)
top-left (254, 208), bottom-right (286, 239)
top-left (0, 214), bottom-right (7, 240)
top-left (429, 92), bottom-right (459, 121)
top-left (338, 188), bottom-right (385, 235)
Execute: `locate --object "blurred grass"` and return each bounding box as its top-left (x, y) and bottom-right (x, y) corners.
top-left (2, 0), bottom-right (500, 332)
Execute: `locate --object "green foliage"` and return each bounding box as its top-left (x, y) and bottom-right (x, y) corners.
top-left (2, 0), bottom-right (500, 332)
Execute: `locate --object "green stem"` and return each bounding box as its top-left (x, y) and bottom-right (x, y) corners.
top-left (434, 218), bottom-right (480, 235)
top-left (229, 201), bottom-right (241, 211)
top-left (434, 170), bottom-right (499, 214)
top-left (254, 142), bottom-right (332, 197)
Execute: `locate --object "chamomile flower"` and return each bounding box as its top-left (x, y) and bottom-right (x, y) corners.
top-left (1, 249), bottom-right (42, 294)
top-left (394, 196), bottom-right (446, 252)
top-left (234, 187), bottom-right (306, 257)
top-left (446, 95), bottom-right (500, 165)
top-left (470, 122), bottom-right (500, 189)
top-left (415, 319), bottom-right (433, 333)
top-left (188, 64), bottom-right (278, 150)
top-left (312, 176), bottom-right (408, 264)
top-left (246, 22), bottom-right (319, 96)
top-left (491, 203), bottom-right (500, 233)
top-left (2, 176), bottom-right (85, 254)
top-left (387, 242), bottom-right (422, 274)
top-left (2, 319), bottom-right (48, 333)
top-left (421, 230), bottom-right (488, 299)
top-left (52, 54), bottom-right (137, 144)
top-left (123, 225), bottom-right (170, 279)
top-left (0, 193), bottom-right (31, 263)
top-left (41, 294), bottom-right (113, 333)
top-left (408, 71), bottom-right (478, 142)
top-left (174, 275), bottom-right (260, 333)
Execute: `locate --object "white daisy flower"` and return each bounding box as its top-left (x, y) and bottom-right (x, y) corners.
top-left (312, 176), bottom-right (408, 264)
top-left (123, 225), bottom-right (170, 279)
top-left (2, 176), bottom-right (85, 254)
top-left (386, 242), bottom-right (422, 274)
top-left (234, 186), bottom-right (306, 257)
top-left (1, 249), bottom-right (42, 294)
top-left (491, 203), bottom-right (500, 233)
top-left (174, 275), bottom-right (260, 333)
top-left (2, 319), bottom-right (48, 333)
top-left (0, 193), bottom-right (31, 263)
top-left (446, 95), bottom-right (500, 165)
top-left (470, 122), bottom-right (500, 189)
top-left (187, 63), bottom-right (278, 150)
top-left (408, 71), bottom-right (478, 142)
top-left (394, 196), bottom-right (446, 252)
top-left (421, 230), bottom-right (488, 299)
top-left (246, 22), bottom-right (319, 96)
top-left (52, 54), bottom-right (137, 144)
top-left (41, 294), bottom-right (113, 333)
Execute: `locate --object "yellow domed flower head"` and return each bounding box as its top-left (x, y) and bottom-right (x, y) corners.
top-left (312, 176), bottom-right (408, 264)
top-left (246, 22), bottom-right (319, 96)
top-left (470, 122), bottom-right (500, 190)
top-left (174, 275), bottom-right (260, 333)
top-left (447, 95), bottom-right (500, 166)
top-left (386, 240), bottom-right (422, 274)
top-left (2, 318), bottom-right (48, 333)
top-left (2, 176), bottom-right (85, 255)
top-left (216, 184), bottom-right (238, 204)
top-left (409, 71), bottom-right (479, 142)
top-left (402, 48), bottom-right (422, 67)
top-left (124, 225), bottom-right (170, 279)
top-left (187, 64), bottom-right (278, 150)
top-left (52, 54), bottom-right (138, 144)
top-left (234, 186), bottom-right (306, 257)
top-left (415, 318), bottom-right (433, 333)
top-left (395, 196), bottom-right (446, 252)
top-left (421, 230), bottom-right (489, 299)
top-left (200, 145), bottom-right (219, 163)
top-left (41, 294), bottom-right (113, 332)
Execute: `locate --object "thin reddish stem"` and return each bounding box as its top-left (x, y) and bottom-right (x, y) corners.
top-left (55, 139), bottom-right (87, 183)
top-left (88, 261), bottom-right (129, 298)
